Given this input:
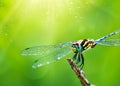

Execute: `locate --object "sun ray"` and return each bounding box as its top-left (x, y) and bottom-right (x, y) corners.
top-left (0, 0), bottom-right (22, 28)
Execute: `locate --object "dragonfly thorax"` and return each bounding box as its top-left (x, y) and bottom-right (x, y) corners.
top-left (72, 42), bottom-right (83, 53)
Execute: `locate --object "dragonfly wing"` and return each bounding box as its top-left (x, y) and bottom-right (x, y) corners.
top-left (32, 44), bottom-right (72, 68)
top-left (21, 41), bottom-right (75, 68)
top-left (97, 38), bottom-right (120, 46)
top-left (21, 45), bottom-right (58, 56)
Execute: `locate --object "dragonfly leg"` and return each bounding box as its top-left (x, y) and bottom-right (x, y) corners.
top-left (79, 53), bottom-right (84, 69)
top-left (72, 53), bottom-right (77, 61)
top-left (76, 53), bottom-right (81, 64)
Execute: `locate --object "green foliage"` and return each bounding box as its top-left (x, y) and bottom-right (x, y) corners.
top-left (0, 0), bottom-right (120, 86)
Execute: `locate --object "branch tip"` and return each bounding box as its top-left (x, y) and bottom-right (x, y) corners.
top-left (67, 58), bottom-right (94, 86)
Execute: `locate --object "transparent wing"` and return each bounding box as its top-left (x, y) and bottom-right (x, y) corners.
top-left (96, 38), bottom-right (120, 46)
top-left (21, 41), bottom-right (75, 68)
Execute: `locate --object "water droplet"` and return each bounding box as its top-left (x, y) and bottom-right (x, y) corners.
top-left (57, 57), bottom-right (60, 60)
top-left (32, 65), bottom-right (36, 69)
top-left (46, 61), bottom-right (50, 64)
top-left (38, 64), bottom-right (42, 67)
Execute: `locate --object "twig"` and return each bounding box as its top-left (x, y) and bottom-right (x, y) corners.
top-left (67, 58), bottom-right (94, 86)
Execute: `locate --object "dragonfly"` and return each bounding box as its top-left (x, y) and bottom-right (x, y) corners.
top-left (21, 29), bottom-right (120, 69)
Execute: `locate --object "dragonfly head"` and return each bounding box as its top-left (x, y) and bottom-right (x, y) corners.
top-left (72, 43), bottom-right (83, 53)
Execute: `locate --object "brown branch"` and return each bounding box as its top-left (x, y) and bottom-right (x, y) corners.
top-left (67, 58), bottom-right (94, 86)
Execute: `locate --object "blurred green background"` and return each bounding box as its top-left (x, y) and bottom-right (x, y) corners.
top-left (0, 0), bottom-right (120, 86)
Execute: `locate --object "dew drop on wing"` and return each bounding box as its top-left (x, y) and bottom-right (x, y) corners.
top-left (46, 61), bottom-right (50, 64)
top-left (32, 59), bottom-right (41, 69)
top-left (38, 64), bottom-right (43, 67)
top-left (57, 57), bottom-right (60, 60)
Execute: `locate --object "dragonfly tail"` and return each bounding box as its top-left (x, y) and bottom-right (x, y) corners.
top-left (95, 29), bottom-right (120, 44)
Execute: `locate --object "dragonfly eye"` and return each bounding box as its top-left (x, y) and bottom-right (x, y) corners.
top-left (71, 47), bottom-right (76, 53)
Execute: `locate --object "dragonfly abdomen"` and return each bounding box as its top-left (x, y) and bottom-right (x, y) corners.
top-left (95, 30), bottom-right (119, 44)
